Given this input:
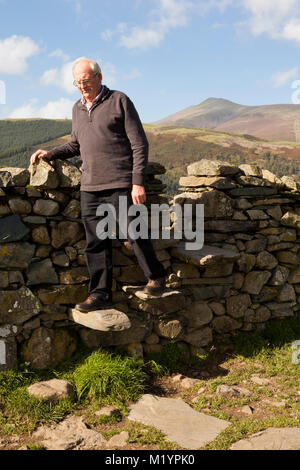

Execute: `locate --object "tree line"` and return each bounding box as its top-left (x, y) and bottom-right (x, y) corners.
top-left (0, 119), bottom-right (72, 167)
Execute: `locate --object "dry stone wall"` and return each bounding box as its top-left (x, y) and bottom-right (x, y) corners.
top-left (0, 158), bottom-right (299, 370)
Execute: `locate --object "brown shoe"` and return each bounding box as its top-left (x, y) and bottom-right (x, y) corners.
top-left (75, 295), bottom-right (112, 313)
top-left (143, 277), bottom-right (165, 295)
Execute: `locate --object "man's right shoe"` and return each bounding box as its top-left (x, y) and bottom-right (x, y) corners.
top-left (75, 295), bottom-right (112, 313)
top-left (143, 277), bottom-right (165, 295)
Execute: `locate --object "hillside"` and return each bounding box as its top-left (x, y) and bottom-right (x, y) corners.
top-left (0, 119), bottom-right (72, 168)
top-left (1, 119), bottom-right (300, 195)
top-left (154, 98), bottom-right (300, 142)
top-left (144, 124), bottom-right (300, 194)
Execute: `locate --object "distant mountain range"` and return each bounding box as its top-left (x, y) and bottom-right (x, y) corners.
top-left (154, 98), bottom-right (300, 142)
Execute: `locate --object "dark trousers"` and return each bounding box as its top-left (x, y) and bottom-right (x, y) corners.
top-left (80, 188), bottom-right (166, 301)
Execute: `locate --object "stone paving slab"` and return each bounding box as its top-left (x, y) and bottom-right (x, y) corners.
top-left (128, 394), bottom-right (230, 449)
top-left (69, 308), bottom-right (131, 332)
top-left (230, 427), bottom-right (300, 450)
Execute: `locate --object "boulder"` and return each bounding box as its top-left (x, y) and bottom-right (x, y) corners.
top-left (0, 168), bottom-right (30, 187)
top-left (29, 160), bottom-right (59, 189)
top-left (0, 286), bottom-right (41, 324)
top-left (21, 327), bottom-right (77, 369)
top-left (0, 215), bottom-right (30, 243)
top-left (51, 221), bottom-right (85, 249)
top-left (153, 314), bottom-right (187, 339)
top-left (27, 379), bottom-right (75, 401)
top-left (280, 211), bottom-right (300, 229)
top-left (32, 415), bottom-right (106, 450)
top-left (212, 316), bottom-right (241, 333)
top-left (33, 199), bottom-right (60, 216)
top-left (8, 198), bottom-right (32, 215)
top-left (174, 189), bottom-right (234, 218)
top-left (226, 294), bottom-right (251, 319)
top-left (181, 302), bottom-right (213, 328)
top-left (187, 159), bottom-right (240, 176)
top-left (26, 258), bottom-right (59, 285)
top-left (242, 271), bottom-right (271, 295)
top-left (53, 160), bottom-right (81, 187)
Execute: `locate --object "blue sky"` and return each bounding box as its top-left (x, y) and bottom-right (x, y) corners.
top-left (1, 0), bottom-right (300, 123)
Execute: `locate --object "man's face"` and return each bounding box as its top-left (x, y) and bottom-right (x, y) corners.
top-left (73, 62), bottom-right (102, 102)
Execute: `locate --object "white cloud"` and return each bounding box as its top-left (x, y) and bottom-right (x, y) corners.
top-left (0, 35), bottom-right (40, 75)
top-left (241, 0), bottom-right (300, 43)
top-left (120, 27), bottom-right (165, 49)
top-left (49, 49), bottom-right (70, 62)
top-left (41, 61), bottom-right (75, 94)
top-left (113, 0), bottom-right (193, 50)
top-left (101, 23), bottom-right (127, 42)
top-left (9, 97), bottom-right (73, 119)
top-left (271, 67), bottom-right (299, 87)
top-left (282, 19), bottom-right (300, 42)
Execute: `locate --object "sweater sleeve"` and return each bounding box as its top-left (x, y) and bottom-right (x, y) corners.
top-left (122, 96), bottom-right (148, 186)
top-left (50, 105), bottom-right (80, 161)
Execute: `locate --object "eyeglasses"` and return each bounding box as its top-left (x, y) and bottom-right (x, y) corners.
top-left (73, 73), bottom-right (98, 88)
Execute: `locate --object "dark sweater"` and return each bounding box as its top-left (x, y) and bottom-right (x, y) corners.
top-left (50, 86), bottom-right (149, 191)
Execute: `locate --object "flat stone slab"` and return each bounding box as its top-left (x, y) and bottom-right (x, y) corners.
top-left (128, 394), bottom-right (230, 449)
top-left (69, 308), bottom-right (131, 332)
top-left (171, 243), bottom-right (240, 267)
top-left (230, 427), bottom-right (300, 450)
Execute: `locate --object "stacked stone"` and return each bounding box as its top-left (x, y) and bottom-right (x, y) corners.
top-left (1, 157), bottom-right (300, 370)
top-left (144, 161), bottom-right (168, 204)
top-left (0, 161), bottom-right (86, 369)
top-left (0, 159), bottom-right (175, 369)
top-left (170, 159), bottom-right (300, 338)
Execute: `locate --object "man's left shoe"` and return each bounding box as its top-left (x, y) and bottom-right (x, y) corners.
top-left (143, 277), bottom-right (165, 295)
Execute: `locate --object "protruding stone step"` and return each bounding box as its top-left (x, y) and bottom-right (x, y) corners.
top-left (69, 308), bottom-right (131, 332)
top-left (122, 286), bottom-right (186, 316)
top-left (171, 242), bottom-right (240, 267)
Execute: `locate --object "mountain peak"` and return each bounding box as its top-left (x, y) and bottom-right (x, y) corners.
top-left (153, 97), bottom-right (300, 141)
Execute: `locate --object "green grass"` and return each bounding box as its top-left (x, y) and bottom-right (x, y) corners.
top-left (0, 346), bottom-right (147, 435)
top-left (1, 315), bottom-right (300, 449)
top-left (72, 349), bottom-right (147, 405)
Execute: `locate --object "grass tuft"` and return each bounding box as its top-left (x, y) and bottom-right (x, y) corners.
top-left (72, 349), bottom-right (147, 405)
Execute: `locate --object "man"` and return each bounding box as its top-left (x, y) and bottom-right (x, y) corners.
top-left (30, 58), bottom-right (166, 313)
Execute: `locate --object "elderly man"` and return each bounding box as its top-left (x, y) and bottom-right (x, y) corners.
top-left (31, 58), bottom-right (166, 312)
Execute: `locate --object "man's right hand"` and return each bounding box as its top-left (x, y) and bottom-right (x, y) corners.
top-left (30, 149), bottom-right (54, 165)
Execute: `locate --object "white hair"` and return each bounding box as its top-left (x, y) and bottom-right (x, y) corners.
top-left (72, 57), bottom-right (102, 76)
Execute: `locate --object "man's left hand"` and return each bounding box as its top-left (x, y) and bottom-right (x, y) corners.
top-left (132, 184), bottom-right (146, 205)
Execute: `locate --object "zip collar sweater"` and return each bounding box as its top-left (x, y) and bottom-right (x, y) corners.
top-left (50, 85), bottom-right (149, 191)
